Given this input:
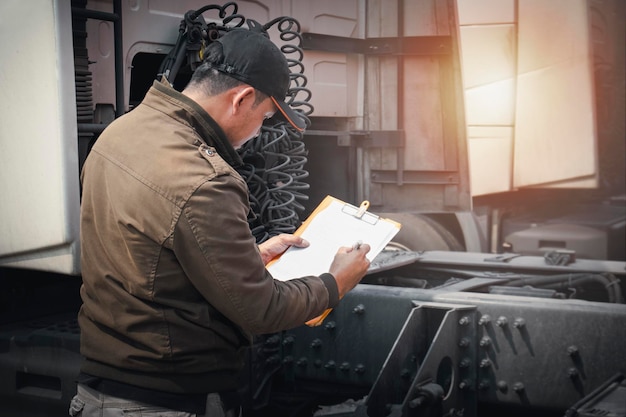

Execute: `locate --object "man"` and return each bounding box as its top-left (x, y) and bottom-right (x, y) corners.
top-left (70, 28), bottom-right (370, 417)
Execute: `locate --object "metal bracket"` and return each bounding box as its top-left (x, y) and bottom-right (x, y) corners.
top-left (302, 33), bottom-right (451, 56)
top-left (357, 302), bottom-right (478, 417)
top-left (336, 130), bottom-right (405, 148)
top-left (306, 129), bottom-right (405, 186)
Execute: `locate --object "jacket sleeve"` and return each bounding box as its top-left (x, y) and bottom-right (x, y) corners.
top-left (172, 172), bottom-right (338, 335)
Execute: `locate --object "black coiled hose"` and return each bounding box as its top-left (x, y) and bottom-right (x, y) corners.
top-left (158, 5), bottom-right (314, 243)
top-left (237, 17), bottom-right (313, 243)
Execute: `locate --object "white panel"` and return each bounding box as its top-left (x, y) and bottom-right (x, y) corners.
top-left (457, 0), bottom-right (515, 25)
top-left (467, 127), bottom-right (513, 196)
top-left (464, 79), bottom-right (515, 126)
top-left (0, 0), bottom-right (80, 274)
top-left (292, 0), bottom-right (359, 36)
top-left (514, 0), bottom-right (597, 188)
top-left (460, 25), bottom-right (516, 89)
top-left (305, 54), bottom-right (350, 117)
top-left (291, 0), bottom-right (361, 117)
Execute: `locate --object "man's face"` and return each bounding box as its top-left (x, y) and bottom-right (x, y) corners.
top-left (230, 94), bottom-right (276, 149)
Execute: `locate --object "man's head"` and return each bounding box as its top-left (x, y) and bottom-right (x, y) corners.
top-left (184, 29), bottom-right (305, 147)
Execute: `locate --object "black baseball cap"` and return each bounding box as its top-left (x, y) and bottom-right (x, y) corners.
top-left (211, 29), bottom-right (306, 132)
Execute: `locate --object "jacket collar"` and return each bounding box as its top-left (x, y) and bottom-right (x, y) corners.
top-left (146, 79), bottom-right (243, 167)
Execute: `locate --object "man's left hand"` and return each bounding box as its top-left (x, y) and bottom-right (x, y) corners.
top-left (258, 233), bottom-right (309, 265)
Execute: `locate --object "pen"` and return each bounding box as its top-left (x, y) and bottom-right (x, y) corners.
top-left (353, 240), bottom-right (363, 250)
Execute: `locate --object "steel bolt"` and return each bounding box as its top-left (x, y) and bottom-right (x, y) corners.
top-left (265, 355), bottom-right (280, 365)
top-left (512, 382), bottom-right (525, 394)
top-left (479, 380), bottom-right (490, 390)
top-left (296, 357), bottom-right (308, 368)
top-left (265, 335), bottom-right (281, 345)
top-left (459, 379), bottom-right (471, 390)
top-left (282, 336), bottom-right (295, 346)
top-left (354, 364), bottom-right (366, 374)
top-left (408, 396), bottom-right (424, 409)
top-left (568, 367), bottom-right (579, 379)
top-left (513, 318), bottom-right (526, 329)
top-left (478, 314), bottom-right (491, 326)
top-left (324, 321), bottom-right (336, 331)
top-left (353, 304), bottom-right (366, 315)
top-left (459, 358), bottom-right (471, 369)
top-left (480, 337), bottom-right (491, 348)
top-left (459, 316), bottom-right (470, 326)
top-left (458, 337), bottom-right (470, 348)
top-left (310, 338), bottom-right (322, 349)
top-left (567, 345), bottom-right (579, 357)
top-left (479, 359), bottom-right (491, 368)
top-left (340, 362), bottom-right (351, 372)
top-left (324, 360), bottom-right (336, 371)
top-left (497, 381), bottom-right (508, 392)
top-left (496, 316), bottom-right (508, 327)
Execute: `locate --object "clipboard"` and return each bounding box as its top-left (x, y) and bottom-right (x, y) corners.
top-left (266, 195), bottom-right (401, 326)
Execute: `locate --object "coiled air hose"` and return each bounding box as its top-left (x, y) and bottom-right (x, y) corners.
top-left (237, 17), bottom-right (314, 243)
top-left (159, 4), bottom-right (314, 244)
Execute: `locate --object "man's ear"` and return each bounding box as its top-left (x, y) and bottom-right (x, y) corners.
top-left (231, 86), bottom-right (256, 114)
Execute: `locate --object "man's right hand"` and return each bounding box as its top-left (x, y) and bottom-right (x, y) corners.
top-left (328, 243), bottom-right (371, 299)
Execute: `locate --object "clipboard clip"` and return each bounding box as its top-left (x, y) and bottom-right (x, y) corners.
top-left (341, 200), bottom-right (379, 225)
top-left (355, 200), bottom-right (370, 219)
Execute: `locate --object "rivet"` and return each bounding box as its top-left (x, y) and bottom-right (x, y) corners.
top-left (568, 367), bottom-right (579, 379)
top-left (354, 364), bottom-right (366, 374)
top-left (324, 360), bottom-right (336, 371)
top-left (458, 316), bottom-right (470, 326)
top-left (340, 362), bottom-right (351, 372)
top-left (478, 314), bottom-right (491, 326)
top-left (496, 316), bottom-right (508, 327)
top-left (458, 337), bottom-right (470, 348)
top-left (479, 359), bottom-right (491, 368)
top-left (497, 381), bottom-right (508, 392)
top-left (296, 357), bottom-right (308, 367)
top-left (324, 321), bottom-right (336, 331)
top-left (513, 382), bottom-right (525, 393)
top-left (459, 358), bottom-right (471, 369)
top-left (310, 339), bottom-right (322, 349)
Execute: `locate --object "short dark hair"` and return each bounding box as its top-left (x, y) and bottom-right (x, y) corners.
top-left (186, 41), bottom-right (268, 106)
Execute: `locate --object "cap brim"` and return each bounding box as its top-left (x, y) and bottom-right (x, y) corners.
top-left (271, 97), bottom-right (306, 132)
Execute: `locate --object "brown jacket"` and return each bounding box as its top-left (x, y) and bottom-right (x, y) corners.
top-left (78, 80), bottom-right (338, 394)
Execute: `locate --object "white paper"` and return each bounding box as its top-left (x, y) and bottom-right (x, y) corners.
top-left (267, 200), bottom-right (400, 281)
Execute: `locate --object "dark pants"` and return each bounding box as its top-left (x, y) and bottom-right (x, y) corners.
top-left (69, 384), bottom-right (241, 417)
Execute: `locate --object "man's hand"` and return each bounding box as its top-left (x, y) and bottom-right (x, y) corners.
top-left (329, 243), bottom-right (371, 299)
top-left (258, 233), bottom-right (309, 265)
